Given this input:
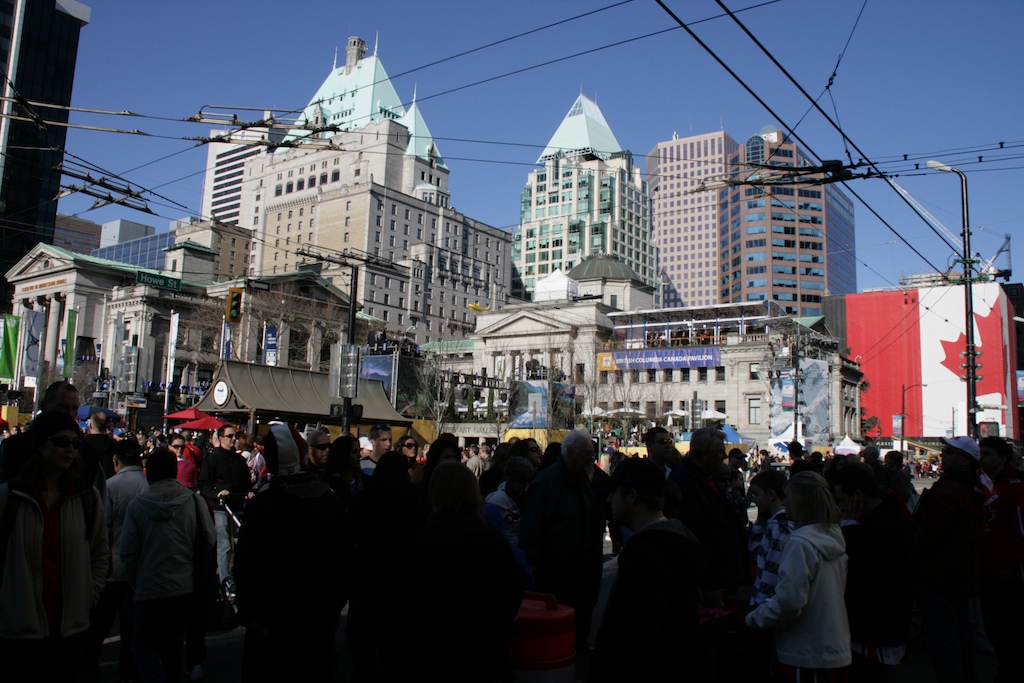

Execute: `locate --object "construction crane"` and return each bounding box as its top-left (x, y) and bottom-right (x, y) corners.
top-left (889, 179), bottom-right (1011, 281)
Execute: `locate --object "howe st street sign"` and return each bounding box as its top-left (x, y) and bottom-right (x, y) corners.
top-left (136, 270), bottom-right (181, 292)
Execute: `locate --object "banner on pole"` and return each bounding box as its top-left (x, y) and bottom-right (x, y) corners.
top-left (166, 312), bottom-right (179, 387)
top-left (263, 325), bottom-right (277, 366)
top-left (62, 310), bottom-right (78, 379)
top-left (21, 310), bottom-right (44, 380)
top-left (0, 314), bottom-right (19, 381)
top-left (221, 319), bottom-right (231, 360)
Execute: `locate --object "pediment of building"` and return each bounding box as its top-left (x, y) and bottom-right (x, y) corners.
top-left (475, 310), bottom-right (573, 339)
top-left (6, 244), bottom-right (74, 282)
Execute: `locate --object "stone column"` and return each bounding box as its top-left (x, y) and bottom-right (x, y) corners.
top-left (44, 294), bottom-right (64, 370)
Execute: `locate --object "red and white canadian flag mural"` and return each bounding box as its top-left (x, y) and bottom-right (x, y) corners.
top-left (845, 282), bottom-right (1018, 439)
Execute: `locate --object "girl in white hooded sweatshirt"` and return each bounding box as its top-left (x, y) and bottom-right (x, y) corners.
top-left (746, 471), bottom-right (851, 682)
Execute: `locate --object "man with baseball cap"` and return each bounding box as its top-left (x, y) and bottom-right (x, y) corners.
top-left (589, 457), bottom-right (707, 682)
top-left (911, 435), bottom-right (985, 683)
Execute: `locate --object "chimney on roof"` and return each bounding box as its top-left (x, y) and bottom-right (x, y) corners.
top-left (345, 36), bottom-right (366, 74)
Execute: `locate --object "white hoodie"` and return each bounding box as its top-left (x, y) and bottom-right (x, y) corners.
top-left (120, 479), bottom-right (215, 601)
top-left (746, 523), bottom-right (851, 669)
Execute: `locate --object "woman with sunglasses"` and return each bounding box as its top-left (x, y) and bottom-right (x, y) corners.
top-left (0, 410), bottom-right (109, 681)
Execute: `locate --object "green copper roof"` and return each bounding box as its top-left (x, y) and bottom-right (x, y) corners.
top-left (419, 339), bottom-right (474, 353)
top-left (290, 52), bottom-right (405, 141)
top-left (399, 99), bottom-right (447, 170)
top-left (39, 244), bottom-right (209, 288)
top-left (538, 95), bottom-right (622, 163)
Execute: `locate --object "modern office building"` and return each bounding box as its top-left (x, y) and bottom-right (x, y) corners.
top-left (203, 36), bottom-right (511, 345)
top-left (54, 214), bottom-right (101, 253)
top-left (99, 218), bottom-right (156, 248)
top-left (199, 126), bottom-right (279, 225)
top-left (646, 126), bottom-right (856, 315)
top-left (92, 230), bottom-right (176, 270)
top-left (511, 95), bottom-right (656, 303)
top-left (646, 130), bottom-right (741, 308)
top-left (0, 0), bottom-right (91, 308)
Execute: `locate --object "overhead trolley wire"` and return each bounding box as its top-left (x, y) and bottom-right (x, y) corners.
top-left (652, 0), bottom-right (944, 276)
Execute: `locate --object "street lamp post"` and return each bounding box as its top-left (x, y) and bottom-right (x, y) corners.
top-left (900, 382), bottom-right (927, 452)
top-left (927, 160), bottom-right (978, 438)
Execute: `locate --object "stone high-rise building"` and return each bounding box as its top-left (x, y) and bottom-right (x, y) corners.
top-left (510, 95), bottom-right (656, 304)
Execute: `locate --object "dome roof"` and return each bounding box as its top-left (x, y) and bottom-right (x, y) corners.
top-left (567, 254), bottom-right (644, 283)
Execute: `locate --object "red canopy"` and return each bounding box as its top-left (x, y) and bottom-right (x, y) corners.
top-left (174, 416), bottom-right (227, 431)
top-left (164, 407), bottom-right (214, 421)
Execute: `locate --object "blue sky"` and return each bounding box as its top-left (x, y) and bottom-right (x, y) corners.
top-left (57, 0), bottom-right (1024, 291)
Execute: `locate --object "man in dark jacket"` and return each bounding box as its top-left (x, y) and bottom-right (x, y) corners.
top-left (519, 429), bottom-right (600, 650)
top-left (835, 463), bottom-right (912, 681)
top-left (978, 436), bottom-right (1024, 683)
top-left (197, 425), bottom-right (251, 585)
top-left (911, 436), bottom-right (984, 683)
top-left (668, 427), bottom-right (748, 607)
top-left (590, 457), bottom-right (707, 682)
top-left (234, 423), bottom-right (352, 682)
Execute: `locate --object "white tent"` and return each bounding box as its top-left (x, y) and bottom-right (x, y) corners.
top-left (533, 268), bottom-right (579, 302)
top-left (834, 435), bottom-right (862, 455)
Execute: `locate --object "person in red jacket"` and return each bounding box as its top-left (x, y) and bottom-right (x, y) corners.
top-left (978, 436), bottom-right (1023, 683)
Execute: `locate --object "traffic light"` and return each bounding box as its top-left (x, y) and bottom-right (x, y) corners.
top-left (225, 287), bottom-right (244, 323)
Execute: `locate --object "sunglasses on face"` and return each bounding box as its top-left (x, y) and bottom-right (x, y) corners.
top-left (169, 443), bottom-right (184, 450)
top-left (49, 435), bottom-right (81, 449)
top-left (311, 444), bottom-right (330, 451)
top-left (401, 442), bottom-right (417, 449)
top-left (221, 433), bottom-right (236, 439)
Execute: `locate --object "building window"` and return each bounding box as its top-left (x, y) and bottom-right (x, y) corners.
top-left (715, 366), bottom-right (726, 382)
top-left (698, 367), bottom-right (708, 382)
top-left (748, 397), bottom-right (761, 425)
top-left (749, 362), bottom-right (760, 380)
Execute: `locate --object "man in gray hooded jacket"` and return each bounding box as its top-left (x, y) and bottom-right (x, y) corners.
top-left (121, 447), bottom-right (215, 682)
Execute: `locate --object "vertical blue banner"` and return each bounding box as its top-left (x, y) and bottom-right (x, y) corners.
top-left (263, 325), bottom-right (277, 366)
top-left (222, 320), bottom-right (231, 360)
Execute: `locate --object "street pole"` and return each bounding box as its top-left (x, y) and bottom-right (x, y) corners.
top-left (927, 160), bottom-right (978, 438)
top-left (344, 263), bottom-right (358, 434)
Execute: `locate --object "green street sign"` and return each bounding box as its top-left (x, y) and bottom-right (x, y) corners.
top-left (136, 270), bottom-right (181, 292)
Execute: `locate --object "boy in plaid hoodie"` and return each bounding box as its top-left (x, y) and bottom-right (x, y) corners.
top-left (748, 469), bottom-right (794, 605)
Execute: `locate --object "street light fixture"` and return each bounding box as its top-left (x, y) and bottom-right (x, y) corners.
top-left (900, 382), bottom-right (927, 452)
top-left (927, 159), bottom-right (978, 438)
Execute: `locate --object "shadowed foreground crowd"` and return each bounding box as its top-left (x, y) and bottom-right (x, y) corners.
top-left (0, 380), bottom-right (1021, 683)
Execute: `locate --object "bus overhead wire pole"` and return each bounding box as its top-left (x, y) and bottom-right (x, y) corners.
top-left (926, 160), bottom-right (978, 438)
top-left (295, 247), bottom-right (381, 434)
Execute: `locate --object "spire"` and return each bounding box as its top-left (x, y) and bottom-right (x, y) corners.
top-left (373, 31), bottom-right (379, 57)
top-left (333, 46), bottom-right (338, 70)
top-left (412, 83), bottom-right (417, 105)
top-left (537, 94), bottom-right (622, 164)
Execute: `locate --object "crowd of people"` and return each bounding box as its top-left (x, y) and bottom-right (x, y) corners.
top-left (0, 379), bottom-right (1021, 683)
